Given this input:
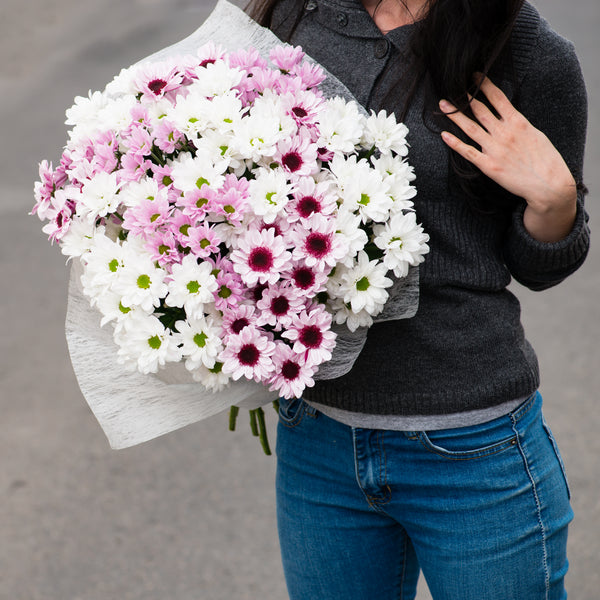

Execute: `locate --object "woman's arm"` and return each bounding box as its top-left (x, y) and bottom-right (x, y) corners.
top-left (439, 30), bottom-right (590, 291)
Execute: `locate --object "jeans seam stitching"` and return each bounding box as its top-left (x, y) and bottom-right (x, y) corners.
top-left (398, 533), bottom-right (408, 600)
top-left (512, 422), bottom-right (551, 599)
top-left (416, 433), bottom-right (517, 461)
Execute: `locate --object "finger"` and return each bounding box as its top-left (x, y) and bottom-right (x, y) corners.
top-left (476, 75), bottom-right (517, 119)
top-left (440, 130), bottom-right (486, 168)
top-left (439, 99), bottom-right (489, 146)
top-left (467, 93), bottom-right (499, 133)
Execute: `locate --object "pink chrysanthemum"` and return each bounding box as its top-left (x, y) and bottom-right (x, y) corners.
top-left (187, 222), bottom-right (221, 259)
top-left (231, 227), bottom-right (291, 287)
top-left (288, 177), bottom-right (337, 223)
top-left (122, 194), bottom-right (171, 238)
top-left (269, 45), bottom-right (305, 72)
top-left (154, 119), bottom-right (184, 154)
top-left (279, 90), bottom-right (324, 128)
top-left (168, 211), bottom-right (194, 248)
top-left (229, 47), bottom-right (268, 71)
top-left (256, 282), bottom-right (306, 331)
top-left (284, 262), bottom-right (329, 298)
top-left (290, 214), bottom-right (347, 272)
top-left (275, 131), bottom-right (319, 177)
top-left (32, 160), bottom-right (59, 219)
top-left (120, 153), bottom-right (153, 183)
top-left (221, 304), bottom-right (257, 337)
top-left (144, 230), bottom-right (180, 268)
top-left (290, 61), bottom-right (326, 89)
top-left (220, 326), bottom-right (276, 382)
top-left (177, 187), bottom-right (217, 221)
top-left (213, 268), bottom-right (245, 312)
top-left (41, 188), bottom-right (75, 243)
top-left (133, 62), bottom-right (183, 101)
top-left (123, 125), bottom-right (153, 160)
top-left (269, 342), bottom-right (317, 399)
top-left (282, 306), bottom-right (336, 367)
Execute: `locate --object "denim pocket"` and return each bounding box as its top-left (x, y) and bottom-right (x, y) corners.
top-left (416, 427), bottom-right (518, 461)
top-left (541, 416), bottom-right (572, 500)
top-left (278, 397), bottom-right (308, 429)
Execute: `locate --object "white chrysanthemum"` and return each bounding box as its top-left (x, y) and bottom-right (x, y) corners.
top-left (193, 129), bottom-right (245, 175)
top-left (188, 362), bottom-right (230, 390)
top-left (169, 150), bottom-right (228, 194)
top-left (174, 315), bottom-right (224, 370)
top-left (165, 256), bottom-right (218, 320)
top-left (114, 312), bottom-right (182, 374)
top-left (98, 95), bottom-right (138, 135)
top-left (189, 59), bottom-right (244, 97)
top-left (104, 66), bottom-right (137, 97)
top-left (80, 234), bottom-right (126, 298)
top-left (168, 89), bottom-right (212, 138)
top-left (331, 155), bottom-right (392, 223)
top-left (119, 178), bottom-right (164, 209)
top-left (248, 168), bottom-right (292, 223)
top-left (65, 90), bottom-right (109, 133)
top-left (112, 244), bottom-right (168, 312)
top-left (373, 211), bottom-right (430, 277)
top-left (199, 90), bottom-right (243, 134)
top-left (337, 251), bottom-right (393, 314)
top-left (333, 208), bottom-right (368, 265)
top-left (316, 97), bottom-right (364, 153)
top-left (94, 289), bottom-right (146, 327)
top-left (362, 110), bottom-right (409, 156)
top-left (371, 154), bottom-right (417, 211)
top-left (60, 216), bottom-right (100, 260)
top-left (328, 296), bottom-right (374, 332)
top-left (76, 171), bottom-right (121, 223)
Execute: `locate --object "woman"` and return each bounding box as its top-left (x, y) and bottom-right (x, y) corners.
top-left (246, 0), bottom-right (590, 598)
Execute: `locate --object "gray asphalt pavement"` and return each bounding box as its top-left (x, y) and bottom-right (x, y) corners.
top-left (1, 1), bottom-right (598, 598)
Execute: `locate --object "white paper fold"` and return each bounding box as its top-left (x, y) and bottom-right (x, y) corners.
top-left (64, 0), bottom-right (420, 449)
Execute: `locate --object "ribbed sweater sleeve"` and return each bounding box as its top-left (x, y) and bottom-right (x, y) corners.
top-left (502, 13), bottom-right (590, 291)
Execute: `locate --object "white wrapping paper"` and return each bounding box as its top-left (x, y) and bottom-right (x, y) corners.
top-left (65, 0), bottom-right (420, 449)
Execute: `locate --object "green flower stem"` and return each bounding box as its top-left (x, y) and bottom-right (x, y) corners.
top-left (229, 405), bottom-right (239, 431)
top-left (272, 399), bottom-right (280, 413)
top-left (256, 408), bottom-right (272, 456)
top-left (249, 409), bottom-right (259, 437)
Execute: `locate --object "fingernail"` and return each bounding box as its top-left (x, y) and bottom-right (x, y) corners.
top-left (439, 99), bottom-right (451, 111)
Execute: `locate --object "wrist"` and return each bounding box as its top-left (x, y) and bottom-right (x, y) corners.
top-left (522, 192), bottom-right (577, 243)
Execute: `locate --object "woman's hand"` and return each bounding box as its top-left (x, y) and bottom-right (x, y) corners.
top-left (439, 75), bottom-right (578, 242)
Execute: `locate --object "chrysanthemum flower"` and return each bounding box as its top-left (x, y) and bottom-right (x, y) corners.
top-left (373, 211), bottom-right (430, 277)
top-left (290, 214), bottom-right (348, 272)
top-left (187, 222), bottom-right (221, 259)
top-left (269, 342), bottom-right (316, 399)
top-left (248, 168), bottom-right (292, 224)
top-left (114, 312), bottom-right (182, 374)
top-left (221, 304), bottom-right (257, 336)
top-left (288, 177), bottom-right (337, 223)
top-left (256, 283), bottom-right (305, 331)
top-left (170, 150), bottom-right (227, 195)
top-left (274, 130), bottom-right (319, 177)
top-left (337, 251), bottom-right (393, 314)
top-left (175, 316), bottom-right (224, 370)
top-left (220, 326), bottom-right (276, 382)
top-left (282, 306), bottom-right (336, 367)
top-left (76, 171), bottom-right (121, 223)
top-left (269, 45), bottom-right (305, 72)
top-left (283, 262), bottom-right (329, 298)
top-left (362, 110), bottom-right (409, 156)
top-left (133, 60), bottom-right (184, 101)
top-left (165, 255), bottom-right (218, 320)
top-left (231, 227), bottom-right (291, 286)
top-left (316, 97), bottom-right (363, 154)
top-left (122, 193), bottom-right (171, 238)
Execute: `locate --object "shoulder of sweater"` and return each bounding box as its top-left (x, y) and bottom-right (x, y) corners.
top-left (512, 2), bottom-right (581, 85)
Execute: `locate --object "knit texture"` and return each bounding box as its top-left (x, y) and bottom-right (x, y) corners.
top-left (269, 0), bottom-right (590, 415)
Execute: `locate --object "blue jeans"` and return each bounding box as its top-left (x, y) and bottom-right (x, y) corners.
top-left (276, 392), bottom-right (573, 600)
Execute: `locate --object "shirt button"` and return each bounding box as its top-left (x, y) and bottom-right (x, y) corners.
top-left (336, 12), bottom-right (348, 26)
top-left (305, 0), bottom-right (317, 11)
top-left (374, 39), bottom-right (390, 59)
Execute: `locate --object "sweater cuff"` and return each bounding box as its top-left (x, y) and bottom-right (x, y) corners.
top-left (504, 194), bottom-right (590, 282)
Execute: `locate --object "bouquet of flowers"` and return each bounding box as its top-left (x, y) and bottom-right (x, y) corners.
top-left (31, 0), bottom-right (428, 450)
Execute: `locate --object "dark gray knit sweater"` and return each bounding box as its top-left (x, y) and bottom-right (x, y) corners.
top-left (270, 0), bottom-right (590, 415)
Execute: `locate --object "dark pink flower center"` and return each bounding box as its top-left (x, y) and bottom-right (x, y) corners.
top-left (248, 247), bottom-right (274, 272)
top-left (282, 152), bottom-right (303, 172)
top-left (271, 296), bottom-right (290, 316)
top-left (292, 106), bottom-right (308, 118)
top-left (299, 325), bottom-right (323, 349)
top-left (252, 284), bottom-right (268, 302)
top-left (305, 233), bottom-right (331, 258)
top-left (293, 267), bottom-right (316, 290)
top-left (232, 318), bottom-right (249, 334)
top-left (298, 196), bottom-right (320, 218)
top-left (200, 58), bottom-right (216, 68)
top-left (238, 344), bottom-right (260, 366)
top-left (281, 360), bottom-right (301, 381)
top-left (148, 79), bottom-right (168, 95)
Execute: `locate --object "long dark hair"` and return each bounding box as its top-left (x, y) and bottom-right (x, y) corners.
top-left (246, 0), bottom-right (525, 210)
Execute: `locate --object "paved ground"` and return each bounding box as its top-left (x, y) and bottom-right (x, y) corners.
top-left (1, 1), bottom-right (598, 598)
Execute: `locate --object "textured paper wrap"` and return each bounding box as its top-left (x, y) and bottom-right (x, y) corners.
top-left (65, 0), bottom-right (420, 449)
